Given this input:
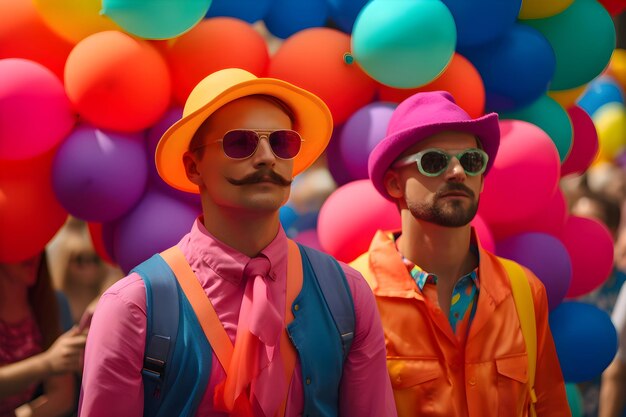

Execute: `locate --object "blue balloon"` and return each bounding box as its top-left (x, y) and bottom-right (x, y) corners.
top-left (459, 23), bottom-right (555, 112)
top-left (206, 0), bottom-right (272, 23)
top-left (441, 0), bottom-right (521, 48)
top-left (549, 301), bottom-right (617, 383)
top-left (578, 76), bottom-right (625, 117)
top-left (279, 205), bottom-right (299, 231)
top-left (327, 0), bottom-right (369, 33)
top-left (264, 0), bottom-right (329, 39)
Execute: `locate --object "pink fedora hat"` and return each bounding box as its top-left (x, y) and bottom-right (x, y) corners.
top-left (368, 91), bottom-right (500, 200)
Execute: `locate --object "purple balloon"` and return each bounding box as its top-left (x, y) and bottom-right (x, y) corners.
top-left (326, 125), bottom-right (354, 186)
top-left (496, 232), bottom-right (572, 311)
top-left (112, 188), bottom-right (201, 273)
top-left (52, 124), bottom-right (148, 222)
top-left (293, 229), bottom-right (323, 251)
top-left (145, 107), bottom-right (201, 207)
top-left (339, 102), bottom-right (396, 180)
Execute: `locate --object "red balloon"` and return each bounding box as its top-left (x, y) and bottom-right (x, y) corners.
top-left (0, 0), bottom-right (73, 81)
top-left (562, 215), bottom-right (614, 297)
top-left (378, 53), bottom-right (486, 119)
top-left (0, 150), bottom-right (68, 262)
top-left (268, 27), bottom-right (377, 125)
top-left (64, 30), bottom-right (171, 132)
top-left (598, 0), bottom-right (626, 15)
top-left (317, 180), bottom-right (400, 263)
top-left (162, 18), bottom-right (269, 105)
top-left (87, 222), bottom-right (115, 265)
top-left (561, 105), bottom-right (599, 177)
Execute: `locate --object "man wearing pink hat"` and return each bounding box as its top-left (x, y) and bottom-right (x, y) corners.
top-left (351, 91), bottom-right (570, 417)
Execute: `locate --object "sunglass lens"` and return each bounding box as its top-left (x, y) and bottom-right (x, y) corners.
top-left (420, 151), bottom-right (449, 174)
top-left (460, 150), bottom-right (486, 174)
top-left (269, 130), bottom-right (302, 159)
top-left (223, 130), bottom-right (259, 159)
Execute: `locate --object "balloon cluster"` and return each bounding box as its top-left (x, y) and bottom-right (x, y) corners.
top-left (0, 0), bottom-right (623, 395)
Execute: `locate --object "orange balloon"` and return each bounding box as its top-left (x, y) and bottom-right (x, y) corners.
top-left (268, 27), bottom-right (377, 125)
top-left (161, 18), bottom-right (269, 105)
top-left (0, 149), bottom-right (68, 262)
top-left (0, 0), bottom-right (73, 81)
top-left (548, 84), bottom-right (587, 109)
top-left (378, 53), bottom-right (485, 118)
top-left (64, 30), bottom-right (172, 132)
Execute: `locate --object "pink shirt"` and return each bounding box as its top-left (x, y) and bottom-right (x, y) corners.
top-left (79, 219), bottom-right (396, 417)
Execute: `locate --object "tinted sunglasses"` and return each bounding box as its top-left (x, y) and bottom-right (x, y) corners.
top-left (197, 129), bottom-right (303, 160)
top-left (393, 148), bottom-right (489, 177)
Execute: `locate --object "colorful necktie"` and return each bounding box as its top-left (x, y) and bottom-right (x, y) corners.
top-left (214, 255), bottom-right (285, 417)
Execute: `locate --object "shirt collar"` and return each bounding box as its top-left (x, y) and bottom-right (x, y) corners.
top-left (183, 217), bottom-right (287, 286)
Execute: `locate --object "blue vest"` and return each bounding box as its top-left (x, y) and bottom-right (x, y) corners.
top-left (132, 244), bottom-right (355, 417)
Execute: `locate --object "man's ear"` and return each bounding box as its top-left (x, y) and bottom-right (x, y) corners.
top-left (183, 151), bottom-right (202, 186)
top-left (384, 169), bottom-right (404, 199)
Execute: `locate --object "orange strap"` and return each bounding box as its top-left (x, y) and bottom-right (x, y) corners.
top-left (160, 241), bottom-right (303, 417)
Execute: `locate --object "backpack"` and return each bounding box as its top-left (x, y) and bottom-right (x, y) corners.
top-left (135, 243), bottom-right (355, 417)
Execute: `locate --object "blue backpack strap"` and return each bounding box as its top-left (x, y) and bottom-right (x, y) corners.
top-left (131, 254), bottom-right (180, 417)
top-left (298, 244), bottom-right (355, 358)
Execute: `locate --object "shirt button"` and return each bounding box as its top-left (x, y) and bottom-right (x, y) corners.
top-left (468, 377), bottom-right (476, 386)
top-left (294, 304), bottom-right (300, 311)
top-left (306, 377), bottom-right (311, 385)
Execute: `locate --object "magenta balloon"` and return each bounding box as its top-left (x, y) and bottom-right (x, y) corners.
top-left (562, 215), bottom-right (614, 298)
top-left (112, 188), bottom-right (201, 274)
top-left (0, 58), bottom-right (75, 160)
top-left (479, 120), bottom-right (560, 224)
top-left (471, 214), bottom-right (495, 253)
top-left (52, 124), bottom-right (148, 222)
top-left (489, 188), bottom-right (568, 240)
top-left (561, 105), bottom-right (599, 177)
top-left (339, 102), bottom-right (396, 180)
top-left (496, 232), bottom-right (572, 311)
top-left (318, 179), bottom-right (400, 263)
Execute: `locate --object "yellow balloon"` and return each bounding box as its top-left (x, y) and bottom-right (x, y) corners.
top-left (607, 49), bottom-right (626, 92)
top-left (33, 0), bottom-right (121, 44)
top-left (548, 84), bottom-right (587, 109)
top-left (518, 0), bottom-right (575, 19)
top-left (593, 102), bottom-right (626, 161)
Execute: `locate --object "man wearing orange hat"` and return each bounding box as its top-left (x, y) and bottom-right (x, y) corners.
top-left (351, 91), bottom-right (570, 417)
top-left (78, 68), bottom-right (396, 417)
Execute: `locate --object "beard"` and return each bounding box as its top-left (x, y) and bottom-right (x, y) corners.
top-left (407, 183), bottom-right (479, 227)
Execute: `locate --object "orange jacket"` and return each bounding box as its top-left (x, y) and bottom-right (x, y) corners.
top-left (351, 230), bottom-right (571, 417)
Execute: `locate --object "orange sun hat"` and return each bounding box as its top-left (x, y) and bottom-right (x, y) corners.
top-left (156, 68), bottom-right (334, 193)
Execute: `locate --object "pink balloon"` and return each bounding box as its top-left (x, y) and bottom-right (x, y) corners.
top-left (479, 120), bottom-right (561, 225)
top-left (561, 106), bottom-right (599, 177)
top-left (0, 58), bottom-right (75, 160)
top-left (293, 229), bottom-right (323, 251)
top-left (562, 215), bottom-right (614, 298)
top-left (471, 214), bottom-right (495, 253)
top-left (318, 180), bottom-right (401, 263)
top-left (488, 188), bottom-right (568, 240)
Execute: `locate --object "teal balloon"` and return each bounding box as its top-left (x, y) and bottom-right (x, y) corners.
top-left (501, 95), bottom-right (573, 162)
top-left (525, 0), bottom-right (615, 90)
top-left (565, 383), bottom-right (583, 417)
top-left (101, 0), bottom-right (212, 39)
top-left (351, 0), bottom-right (456, 88)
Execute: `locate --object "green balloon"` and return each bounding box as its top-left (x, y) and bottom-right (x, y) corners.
top-left (351, 0), bottom-right (456, 88)
top-left (525, 0), bottom-right (615, 91)
top-left (501, 95), bottom-right (573, 162)
top-left (102, 0), bottom-right (212, 39)
top-left (565, 383), bottom-right (583, 417)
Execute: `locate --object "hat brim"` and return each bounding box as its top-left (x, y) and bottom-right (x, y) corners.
top-left (156, 78), bottom-right (333, 193)
top-left (368, 112), bottom-right (500, 201)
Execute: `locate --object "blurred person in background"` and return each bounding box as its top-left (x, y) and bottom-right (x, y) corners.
top-left (0, 252), bottom-right (86, 417)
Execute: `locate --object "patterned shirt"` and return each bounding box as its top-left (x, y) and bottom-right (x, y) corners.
top-left (399, 245), bottom-right (480, 345)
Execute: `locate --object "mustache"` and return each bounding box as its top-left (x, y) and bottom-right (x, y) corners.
top-left (225, 169), bottom-right (293, 187)
top-left (435, 183), bottom-right (476, 199)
